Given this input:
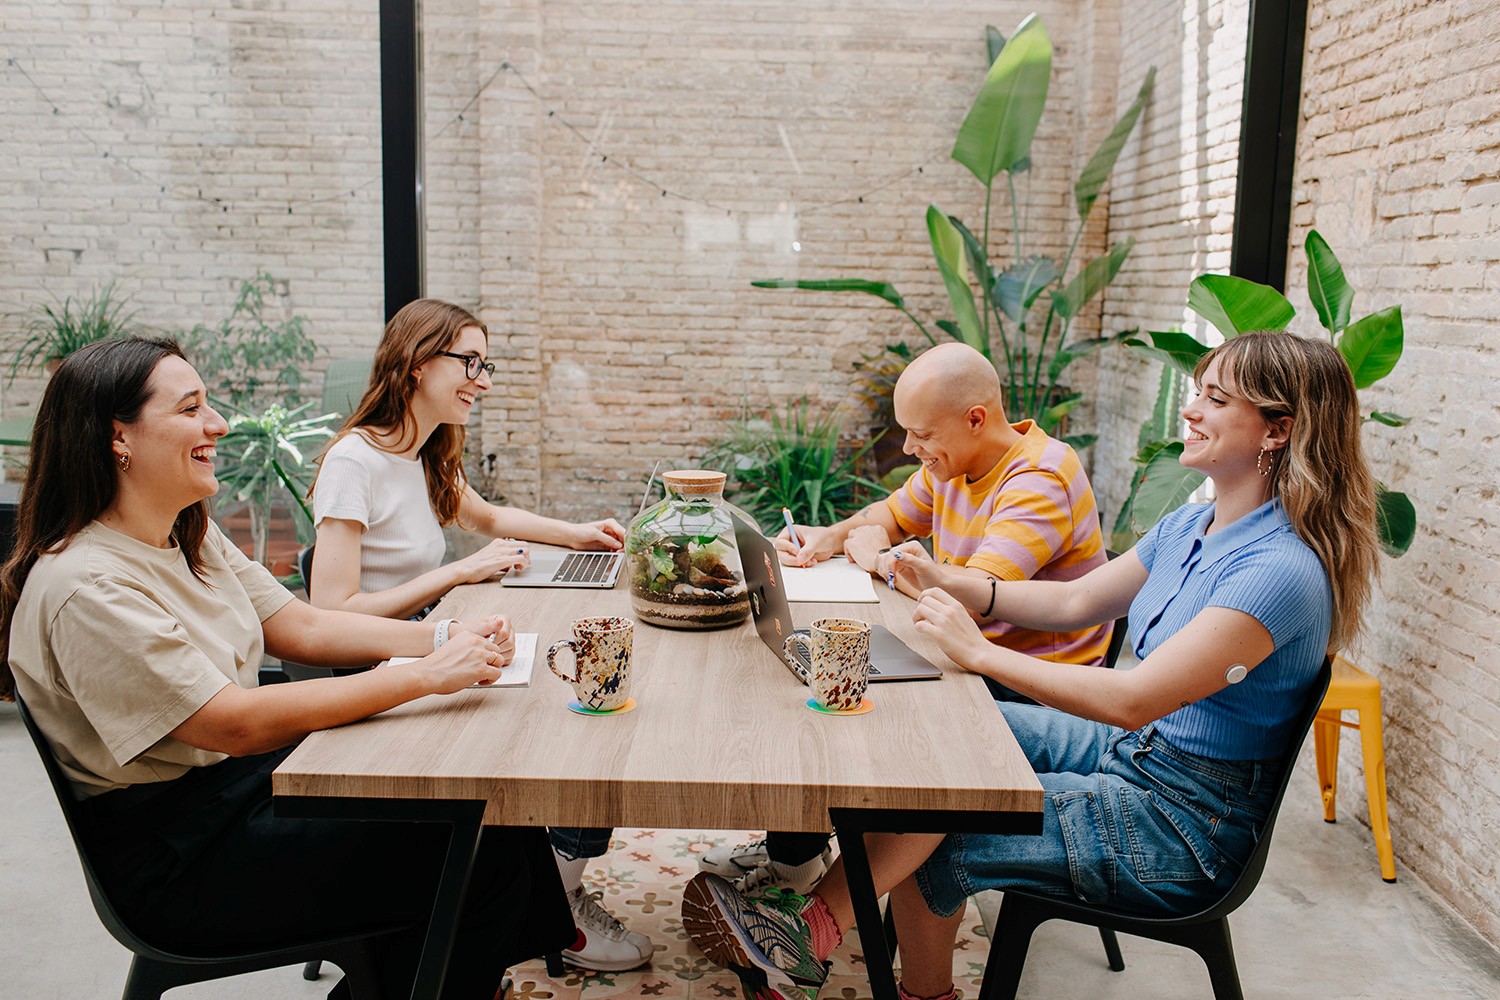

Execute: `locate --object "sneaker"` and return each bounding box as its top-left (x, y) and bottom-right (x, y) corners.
top-left (733, 850), bottom-right (832, 896)
top-left (699, 837), bottom-right (771, 879)
top-left (561, 887), bottom-right (653, 972)
top-left (682, 872), bottom-right (829, 1000)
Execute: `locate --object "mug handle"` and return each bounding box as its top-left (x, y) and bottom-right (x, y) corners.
top-left (547, 639), bottom-right (579, 684)
top-left (783, 633), bottom-right (812, 679)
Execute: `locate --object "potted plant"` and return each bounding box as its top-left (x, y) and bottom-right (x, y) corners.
top-left (754, 17), bottom-right (1155, 451)
top-left (1115, 230), bottom-right (1416, 557)
top-left (8, 280), bottom-right (144, 377)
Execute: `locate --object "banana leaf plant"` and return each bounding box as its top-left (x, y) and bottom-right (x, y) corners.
top-left (213, 401), bottom-right (338, 568)
top-left (753, 16), bottom-right (1155, 450)
top-left (1114, 230), bottom-right (1416, 557)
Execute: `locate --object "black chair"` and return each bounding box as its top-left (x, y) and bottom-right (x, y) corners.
top-left (977, 658), bottom-right (1335, 1000)
top-left (14, 694), bottom-right (403, 1000)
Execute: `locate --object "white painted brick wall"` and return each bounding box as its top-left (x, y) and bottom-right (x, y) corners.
top-left (1284, 0), bottom-right (1500, 947)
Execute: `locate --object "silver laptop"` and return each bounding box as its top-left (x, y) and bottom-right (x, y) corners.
top-left (732, 515), bottom-right (941, 683)
top-left (500, 550), bottom-right (624, 589)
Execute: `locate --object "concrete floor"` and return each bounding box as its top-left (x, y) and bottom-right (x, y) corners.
top-left (3, 700), bottom-right (1498, 999)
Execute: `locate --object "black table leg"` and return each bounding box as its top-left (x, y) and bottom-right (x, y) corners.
top-left (830, 809), bottom-right (898, 1000)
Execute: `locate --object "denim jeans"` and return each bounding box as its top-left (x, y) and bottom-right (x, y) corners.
top-left (549, 826), bottom-right (615, 860)
top-left (915, 701), bottom-right (1282, 918)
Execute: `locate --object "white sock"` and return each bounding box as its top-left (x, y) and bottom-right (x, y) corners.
top-left (554, 848), bottom-right (588, 896)
top-left (773, 854), bottom-right (828, 885)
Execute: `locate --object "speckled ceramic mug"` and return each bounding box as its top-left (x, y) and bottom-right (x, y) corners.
top-left (784, 617), bottom-right (871, 711)
top-left (547, 616), bottom-right (634, 711)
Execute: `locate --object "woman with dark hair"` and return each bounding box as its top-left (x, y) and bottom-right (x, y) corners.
top-left (681, 332), bottom-right (1381, 1000)
top-left (308, 299), bottom-right (651, 972)
top-left (2, 338), bottom-right (572, 1000)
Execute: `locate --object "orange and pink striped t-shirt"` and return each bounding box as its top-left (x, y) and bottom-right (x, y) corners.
top-left (885, 420), bottom-right (1111, 665)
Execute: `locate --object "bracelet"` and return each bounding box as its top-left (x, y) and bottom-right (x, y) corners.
top-left (433, 619), bottom-right (456, 651)
top-left (982, 578), bottom-right (997, 618)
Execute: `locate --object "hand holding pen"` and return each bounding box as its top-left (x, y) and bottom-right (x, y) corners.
top-left (773, 509), bottom-right (836, 567)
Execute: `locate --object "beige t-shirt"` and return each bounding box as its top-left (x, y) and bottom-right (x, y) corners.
top-left (8, 520), bottom-right (295, 796)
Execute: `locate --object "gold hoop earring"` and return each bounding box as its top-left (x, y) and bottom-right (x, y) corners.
top-left (117, 453), bottom-right (131, 472)
top-left (1256, 447), bottom-right (1271, 478)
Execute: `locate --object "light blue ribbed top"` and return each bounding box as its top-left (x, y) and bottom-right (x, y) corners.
top-left (1128, 499), bottom-right (1332, 760)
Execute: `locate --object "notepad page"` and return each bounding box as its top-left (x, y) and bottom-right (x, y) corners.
top-left (781, 556), bottom-right (881, 603)
top-left (387, 632), bottom-right (537, 688)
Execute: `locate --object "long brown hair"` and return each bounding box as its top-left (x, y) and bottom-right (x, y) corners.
top-left (312, 299), bottom-right (486, 526)
top-left (1194, 332), bottom-right (1379, 651)
top-left (1, 338), bottom-right (212, 700)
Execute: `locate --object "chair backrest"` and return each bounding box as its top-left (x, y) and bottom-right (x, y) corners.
top-left (1193, 655), bottom-right (1334, 920)
top-left (298, 544), bottom-right (315, 592)
top-left (1102, 550), bottom-right (1130, 670)
top-left (12, 694), bottom-right (170, 960)
top-left (319, 357), bottom-right (373, 423)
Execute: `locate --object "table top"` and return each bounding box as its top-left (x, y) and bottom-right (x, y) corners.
top-left (273, 573), bottom-right (1043, 831)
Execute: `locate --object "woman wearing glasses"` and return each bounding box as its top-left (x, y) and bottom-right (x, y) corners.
top-left (308, 298), bottom-right (651, 973)
top-left (309, 298), bottom-right (625, 622)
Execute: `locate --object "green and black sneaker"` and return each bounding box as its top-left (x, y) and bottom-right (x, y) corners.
top-left (682, 872), bottom-right (830, 1000)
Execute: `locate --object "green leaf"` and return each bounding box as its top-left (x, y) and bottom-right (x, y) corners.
top-left (1337, 306), bottom-right (1404, 388)
top-left (1128, 442), bottom-right (1205, 534)
top-left (1368, 411), bottom-right (1410, 427)
top-left (950, 216), bottom-right (996, 322)
top-left (951, 15), bottom-right (1053, 185)
top-left (1038, 392), bottom-right (1083, 433)
top-left (995, 256), bottom-right (1061, 322)
top-left (1075, 66), bottom-right (1156, 221)
top-left (1376, 487), bottom-right (1416, 557)
top-left (1186, 274), bottom-right (1295, 337)
top-left (1052, 239), bottom-right (1134, 319)
top-left (1305, 230), bottom-right (1355, 334)
top-left (1046, 330), bottom-right (1132, 382)
top-left (1063, 433), bottom-right (1097, 450)
top-left (935, 320), bottom-right (964, 340)
top-left (927, 206), bottom-right (987, 353)
top-left (750, 277), bottom-right (907, 310)
top-left (1124, 330), bottom-right (1209, 377)
top-left (985, 25), bottom-right (1006, 66)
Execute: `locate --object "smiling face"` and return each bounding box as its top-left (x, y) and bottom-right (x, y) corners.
top-left (113, 355), bottom-right (229, 509)
top-left (893, 381), bottom-right (976, 483)
top-left (413, 324), bottom-right (491, 425)
top-left (1180, 356), bottom-right (1286, 482)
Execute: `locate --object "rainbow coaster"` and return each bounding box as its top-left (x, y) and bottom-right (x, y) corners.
top-left (567, 697), bottom-right (638, 717)
top-left (805, 696), bottom-right (873, 716)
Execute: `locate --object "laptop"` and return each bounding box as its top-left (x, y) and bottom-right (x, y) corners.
top-left (732, 515), bottom-right (942, 683)
top-left (500, 549), bottom-right (624, 589)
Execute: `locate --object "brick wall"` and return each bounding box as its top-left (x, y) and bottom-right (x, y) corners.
top-left (0, 0), bottom-right (386, 420)
top-left (1283, 0), bottom-right (1500, 946)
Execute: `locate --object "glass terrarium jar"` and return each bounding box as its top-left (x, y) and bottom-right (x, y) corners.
top-left (625, 470), bottom-right (750, 630)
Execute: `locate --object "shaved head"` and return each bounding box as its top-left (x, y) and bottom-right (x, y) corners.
top-left (895, 343), bottom-right (1004, 419)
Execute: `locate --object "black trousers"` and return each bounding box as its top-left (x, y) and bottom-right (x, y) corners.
top-left (85, 746), bottom-right (573, 1000)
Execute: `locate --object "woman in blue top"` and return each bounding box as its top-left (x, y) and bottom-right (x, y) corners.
top-left (681, 331), bottom-right (1380, 1000)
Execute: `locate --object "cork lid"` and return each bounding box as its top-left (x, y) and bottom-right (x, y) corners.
top-left (662, 470), bottom-right (728, 496)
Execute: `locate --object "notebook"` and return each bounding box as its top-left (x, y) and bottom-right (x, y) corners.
top-left (387, 632), bottom-right (537, 689)
top-left (781, 556), bottom-right (880, 603)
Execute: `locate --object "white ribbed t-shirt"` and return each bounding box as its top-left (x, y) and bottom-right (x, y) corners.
top-left (312, 432), bottom-right (448, 595)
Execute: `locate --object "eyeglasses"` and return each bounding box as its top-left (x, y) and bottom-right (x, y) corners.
top-left (436, 351), bottom-right (496, 380)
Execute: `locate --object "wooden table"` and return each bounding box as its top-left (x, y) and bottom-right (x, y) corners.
top-left (274, 576), bottom-right (1043, 1000)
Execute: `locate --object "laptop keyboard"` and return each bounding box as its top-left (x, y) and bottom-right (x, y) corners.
top-left (552, 552), bottom-right (621, 584)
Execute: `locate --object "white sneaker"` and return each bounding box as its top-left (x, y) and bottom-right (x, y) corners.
top-left (733, 850), bottom-right (832, 896)
top-left (561, 887), bottom-right (653, 972)
top-left (697, 837), bottom-right (771, 879)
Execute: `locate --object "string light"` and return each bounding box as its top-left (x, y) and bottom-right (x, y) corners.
top-left (6, 52), bottom-right (946, 223)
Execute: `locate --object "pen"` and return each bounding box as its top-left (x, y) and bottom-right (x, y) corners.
top-left (782, 507), bottom-right (803, 548)
top-left (888, 550), bottom-right (902, 590)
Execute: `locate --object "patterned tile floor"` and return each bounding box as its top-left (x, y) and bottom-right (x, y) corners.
top-left (512, 830), bottom-right (991, 1000)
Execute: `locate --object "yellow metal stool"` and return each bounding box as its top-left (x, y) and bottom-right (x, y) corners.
top-left (1312, 655), bottom-right (1397, 881)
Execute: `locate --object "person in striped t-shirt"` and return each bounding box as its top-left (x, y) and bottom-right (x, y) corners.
top-left (695, 344), bottom-right (1111, 897)
top-left (776, 342), bottom-right (1110, 667)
